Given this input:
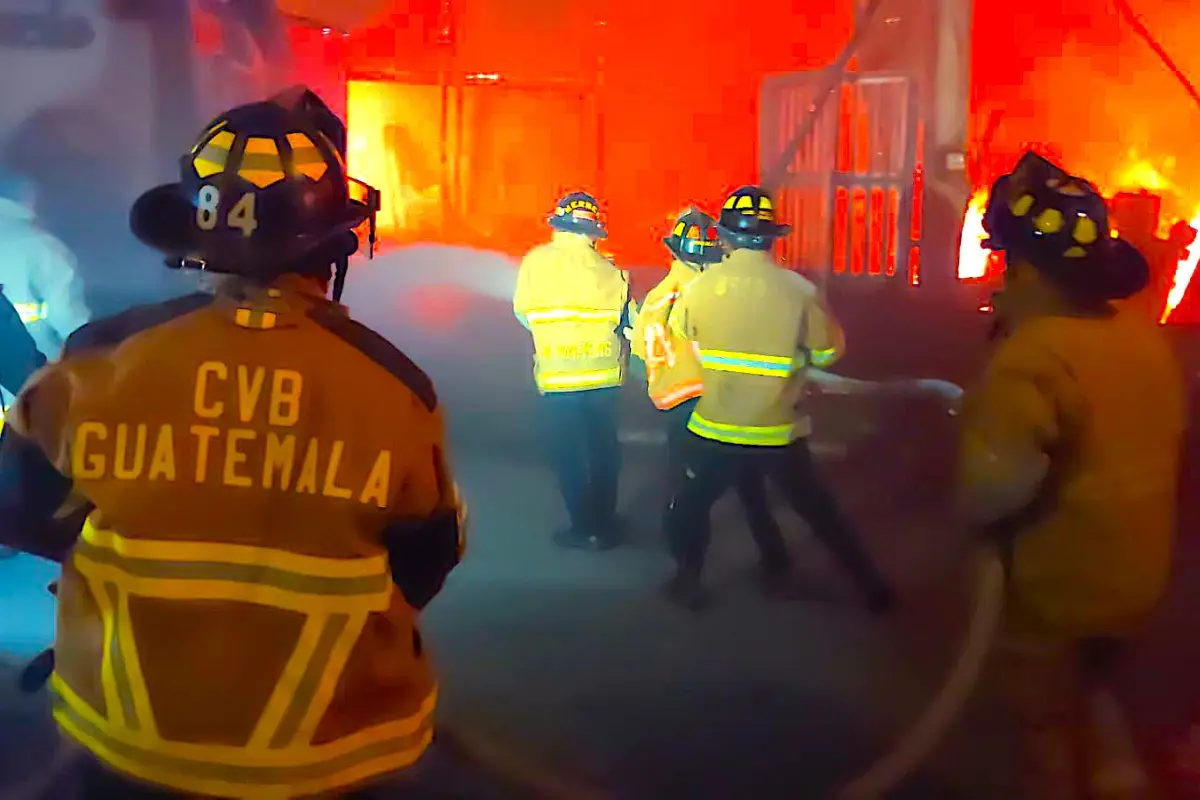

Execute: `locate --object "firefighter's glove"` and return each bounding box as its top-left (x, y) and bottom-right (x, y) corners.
top-left (384, 506), bottom-right (464, 611)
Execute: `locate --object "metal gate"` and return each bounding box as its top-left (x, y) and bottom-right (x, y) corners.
top-left (760, 70), bottom-right (921, 284)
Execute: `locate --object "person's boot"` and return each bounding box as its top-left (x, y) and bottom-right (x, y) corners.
top-left (662, 568), bottom-right (710, 611)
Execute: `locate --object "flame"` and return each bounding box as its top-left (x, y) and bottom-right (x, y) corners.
top-left (956, 150), bottom-right (1200, 322)
top-left (957, 190), bottom-right (991, 281)
top-left (1162, 211), bottom-right (1200, 323)
top-left (1111, 152), bottom-right (1177, 198)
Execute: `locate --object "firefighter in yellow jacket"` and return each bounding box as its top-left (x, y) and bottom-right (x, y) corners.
top-left (513, 191), bottom-right (632, 551)
top-left (967, 152), bottom-right (1186, 799)
top-left (662, 185), bottom-right (895, 612)
top-left (0, 87), bottom-right (467, 799)
top-left (631, 208), bottom-right (789, 595)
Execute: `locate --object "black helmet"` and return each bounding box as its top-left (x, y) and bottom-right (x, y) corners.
top-left (982, 151), bottom-right (1148, 302)
top-left (664, 208), bottom-right (722, 266)
top-left (130, 86), bottom-right (380, 299)
top-left (717, 185), bottom-right (791, 251)
top-left (548, 191), bottom-right (607, 239)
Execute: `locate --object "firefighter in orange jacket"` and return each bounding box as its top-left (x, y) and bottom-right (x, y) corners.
top-left (631, 208), bottom-right (788, 593)
top-left (0, 87), bottom-right (466, 799)
top-left (968, 153), bottom-right (1185, 799)
top-left (513, 192), bottom-right (633, 551)
top-left (662, 186), bottom-right (895, 611)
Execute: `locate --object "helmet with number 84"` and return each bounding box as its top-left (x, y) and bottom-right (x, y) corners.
top-left (130, 86), bottom-right (380, 299)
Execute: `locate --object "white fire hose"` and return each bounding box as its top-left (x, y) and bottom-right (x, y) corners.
top-left (810, 373), bottom-right (1012, 798)
top-left (835, 545), bottom-right (1007, 799)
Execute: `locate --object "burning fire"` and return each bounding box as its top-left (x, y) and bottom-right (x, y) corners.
top-left (957, 151), bottom-right (1200, 323)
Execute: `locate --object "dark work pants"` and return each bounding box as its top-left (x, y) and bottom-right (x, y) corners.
top-left (664, 432), bottom-right (890, 598)
top-left (664, 400), bottom-right (788, 570)
top-left (539, 387), bottom-right (621, 532)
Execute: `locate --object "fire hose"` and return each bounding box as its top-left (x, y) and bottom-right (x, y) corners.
top-left (835, 545), bottom-right (1007, 799)
top-left (12, 381), bottom-right (1004, 799)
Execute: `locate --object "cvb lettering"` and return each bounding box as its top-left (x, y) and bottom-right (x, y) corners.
top-left (193, 361), bottom-right (303, 426)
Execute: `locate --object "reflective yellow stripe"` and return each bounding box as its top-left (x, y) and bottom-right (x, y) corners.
top-left (687, 411), bottom-right (794, 446)
top-left (810, 347), bottom-right (838, 368)
top-left (58, 518), bottom-right (421, 797)
top-left (524, 307), bottom-right (621, 325)
top-left (13, 301), bottom-right (46, 324)
top-left (77, 525), bottom-right (392, 615)
top-left (538, 366), bottom-right (622, 392)
top-left (52, 678), bottom-right (434, 798)
top-left (698, 348), bottom-right (796, 377)
top-left (653, 380), bottom-right (704, 410)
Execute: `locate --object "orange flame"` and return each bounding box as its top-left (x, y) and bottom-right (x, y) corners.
top-left (957, 190), bottom-right (991, 281)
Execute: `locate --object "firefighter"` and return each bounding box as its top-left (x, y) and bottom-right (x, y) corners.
top-left (968, 151), bottom-right (1185, 799)
top-left (0, 86), bottom-right (466, 799)
top-left (661, 185), bottom-right (896, 612)
top-left (513, 191), bottom-right (633, 551)
top-left (0, 165), bottom-right (90, 358)
top-left (631, 208), bottom-right (791, 596)
top-left (0, 290), bottom-right (46, 417)
top-left (0, 292), bottom-right (45, 559)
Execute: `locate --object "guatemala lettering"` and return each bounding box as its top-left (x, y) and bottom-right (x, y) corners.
top-left (72, 362), bottom-right (392, 508)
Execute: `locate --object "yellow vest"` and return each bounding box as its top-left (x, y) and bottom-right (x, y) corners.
top-left (513, 232), bottom-right (630, 393)
top-left (630, 261), bottom-right (704, 409)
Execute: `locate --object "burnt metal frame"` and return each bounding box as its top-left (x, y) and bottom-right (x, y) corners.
top-left (760, 68), bottom-right (920, 281)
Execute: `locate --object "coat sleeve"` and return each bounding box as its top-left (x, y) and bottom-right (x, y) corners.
top-left (799, 296), bottom-right (846, 368)
top-left (0, 363), bottom-right (85, 562)
top-left (667, 279), bottom-right (697, 341)
top-left (0, 294), bottom-right (47, 395)
top-left (629, 285), bottom-right (654, 361)
top-left (31, 233), bottom-right (89, 347)
top-left (512, 251), bottom-right (535, 330)
top-left (957, 341), bottom-right (1061, 526)
top-left (381, 401), bottom-right (465, 610)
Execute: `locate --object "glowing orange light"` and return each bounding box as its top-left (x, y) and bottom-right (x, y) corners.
top-left (1162, 211), bottom-right (1200, 323)
top-left (957, 189), bottom-right (990, 280)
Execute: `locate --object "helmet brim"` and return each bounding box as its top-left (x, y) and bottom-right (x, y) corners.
top-left (663, 236), bottom-right (723, 264)
top-left (716, 221), bottom-right (792, 240)
top-left (131, 183), bottom-right (372, 266)
top-left (548, 215), bottom-right (607, 239)
top-left (1037, 236), bottom-right (1150, 301)
top-left (130, 183), bottom-right (200, 257)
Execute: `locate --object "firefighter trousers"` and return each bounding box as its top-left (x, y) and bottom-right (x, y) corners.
top-left (664, 432), bottom-right (891, 600)
top-left (988, 613), bottom-right (1154, 800)
top-left (663, 399), bottom-right (787, 569)
top-left (539, 386), bottom-right (621, 533)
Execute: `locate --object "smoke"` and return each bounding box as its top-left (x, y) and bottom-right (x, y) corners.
top-left (354, 243), bottom-right (520, 301)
